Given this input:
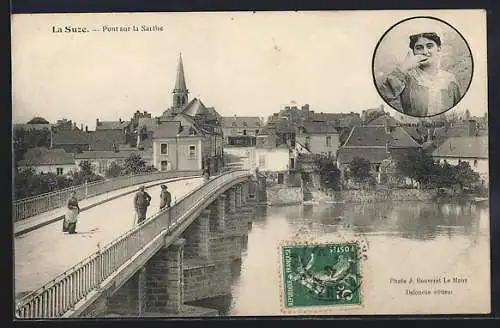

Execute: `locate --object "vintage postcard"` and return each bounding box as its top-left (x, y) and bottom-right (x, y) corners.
top-left (12, 9), bottom-right (489, 318)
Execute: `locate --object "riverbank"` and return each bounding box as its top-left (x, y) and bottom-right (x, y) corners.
top-left (312, 188), bottom-right (436, 203)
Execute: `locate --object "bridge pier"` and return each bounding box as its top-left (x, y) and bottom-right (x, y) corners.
top-left (145, 238), bottom-right (186, 314)
top-left (183, 210), bottom-right (210, 261)
top-left (209, 196), bottom-right (226, 232)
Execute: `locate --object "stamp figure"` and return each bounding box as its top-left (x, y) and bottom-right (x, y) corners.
top-left (281, 242), bottom-right (362, 309)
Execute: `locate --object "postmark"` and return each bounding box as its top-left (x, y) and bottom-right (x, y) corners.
top-left (279, 240), bottom-right (363, 313)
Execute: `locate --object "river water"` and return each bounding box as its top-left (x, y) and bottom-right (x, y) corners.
top-left (190, 200), bottom-right (490, 316)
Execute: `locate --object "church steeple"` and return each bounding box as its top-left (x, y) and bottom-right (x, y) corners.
top-left (172, 53), bottom-right (189, 110)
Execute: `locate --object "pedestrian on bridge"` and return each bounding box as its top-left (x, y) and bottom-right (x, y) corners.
top-left (134, 186), bottom-right (152, 224)
top-left (159, 184), bottom-right (171, 211)
top-left (63, 191), bottom-right (80, 234)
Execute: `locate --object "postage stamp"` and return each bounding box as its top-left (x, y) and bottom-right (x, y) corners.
top-left (279, 241), bottom-right (363, 312)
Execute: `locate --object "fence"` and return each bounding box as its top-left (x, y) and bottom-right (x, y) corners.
top-left (12, 170), bottom-right (202, 222)
top-left (15, 169), bottom-right (252, 319)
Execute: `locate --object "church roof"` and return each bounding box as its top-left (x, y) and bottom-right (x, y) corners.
top-left (181, 98), bottom-right (209, 117)
top-left (173, 53), bottom-right (188, 93)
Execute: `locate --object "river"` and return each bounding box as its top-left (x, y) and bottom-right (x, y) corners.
top-left (189, 200), bottom-right (490, 315)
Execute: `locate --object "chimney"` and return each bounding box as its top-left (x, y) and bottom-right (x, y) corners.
top-left (119, 118), bottom-right (122, 123)
top-left (96, 118), bottom-right (99, 128)
top-left (85, 125), bottom-right (88, 132)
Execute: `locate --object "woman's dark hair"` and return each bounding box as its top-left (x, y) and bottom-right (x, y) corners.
top-left (409, 32), bottom-right (442, 49)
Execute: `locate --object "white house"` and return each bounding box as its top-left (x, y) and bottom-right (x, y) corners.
top-left (431, 136), bottom-right (488, 183)
top-left (74, 149), bottom-right (153, 176)
top-left (17, 148), bottom-right (76, 175)
top-left (152, 121), bottom-right (203, 171)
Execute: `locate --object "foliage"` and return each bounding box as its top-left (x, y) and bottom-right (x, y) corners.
top-left (69, 160), bottom-right (105, 185)
top-left (14, 168), bottom-right (73, 199)
top-left (106, 161), bottom-right (124, 178)
top-left (314, 155), bottom-right (341, 190)
top-left (397, 149), bottom-right (480, 190)
top-left (13, 127), bottom-right (51, 163)
top-left (347, 157), bottom-right (372, 184)
top-left (123, 154), bottom-right (156, 175)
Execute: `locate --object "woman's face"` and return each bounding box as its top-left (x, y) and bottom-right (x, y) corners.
top-left (412, 36), bottom-right (441, 66)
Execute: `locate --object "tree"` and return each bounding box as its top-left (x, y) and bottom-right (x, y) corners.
top-left (123, 154), bottom-right (156, 175)
top-left (347, 157), bottom-right (372, 184)
top-left (454, 161), bottom-right (480, 190)
top-left (70, 160), bottom-right (104, 185)
top-left (14, 168), bottom-right (73, 199)
top-left (397, 149), bottom-right (437, 187)
top-left (314, 155), bottom-right (341, 190)
top-left (106, 161), bottom-right (124, 178)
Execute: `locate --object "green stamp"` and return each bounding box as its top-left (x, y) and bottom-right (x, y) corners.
top-left (281, 242), bottom-right (362, 309)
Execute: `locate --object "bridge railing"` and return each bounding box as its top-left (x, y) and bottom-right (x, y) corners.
top-left (15, 169), bottom-right (252, 319)
top-left (12, 170), bottom-right (202, 222)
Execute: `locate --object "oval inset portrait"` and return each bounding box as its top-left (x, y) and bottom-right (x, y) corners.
top-left (372, 16), bottom-right (473, 118)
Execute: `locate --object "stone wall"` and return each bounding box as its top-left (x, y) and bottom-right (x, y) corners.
top-left (183, 261), bottom-right (232, 303)
top-left (266, 186), bottom-right (303, 205)
top-left (313, 188), bottom-right (435, 203)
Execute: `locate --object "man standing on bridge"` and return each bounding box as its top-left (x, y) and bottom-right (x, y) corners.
top-left (134, 186), bottom-right (152, 224)
top-left (159, 184), bottom-right (171, 211)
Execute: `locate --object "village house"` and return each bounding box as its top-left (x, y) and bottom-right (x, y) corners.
top-left (17, 148), bottom-right (76, 175)
top-left (74, 149), bottom-right (153, 176)
top-left (221, 115), bottom-right (263, 147)
top-left (337, 116), bottom-right (422, 184)
top-left (295, 121), bottom-right (340, 158)
top-left (150, 54), bottom-right (224, 173)
top-left (431, 135), bottom-right (488, 183)
top-left (152, 121), bottom-right (203, 171)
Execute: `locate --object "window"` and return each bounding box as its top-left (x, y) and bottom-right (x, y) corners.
top-left (161, 160), bottom-right (169, 171)
top-left (160, 143), bottom-right (168, 155)
top-left (189, 145), bottom-right (196, 160)
top-left (326, 136), bottom-right (332, 146)
top-left (56, 167), bottom-right (63, 175)
top-left (277, 173), bottom-right (284, 184)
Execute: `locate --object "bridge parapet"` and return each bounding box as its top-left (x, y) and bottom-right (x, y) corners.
top-left (13, 170), bottom-right (202, 222)
top-left (15, 169), bottom-right (252, 319)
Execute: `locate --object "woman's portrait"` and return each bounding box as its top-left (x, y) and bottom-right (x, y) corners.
top-left (373, 17), bottom-right (473, 117)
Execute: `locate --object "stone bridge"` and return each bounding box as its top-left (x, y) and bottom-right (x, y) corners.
top-left (15, 170), bottom-right (256, 318)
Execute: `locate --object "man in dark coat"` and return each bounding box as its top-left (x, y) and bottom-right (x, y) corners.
top-left (134, 186), bottom-right (152, 224)
top-left (159, 184), bottom-right (171, 211)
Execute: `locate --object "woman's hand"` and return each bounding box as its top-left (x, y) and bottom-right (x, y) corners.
top-left (398, 51), bottom-right (429, 72)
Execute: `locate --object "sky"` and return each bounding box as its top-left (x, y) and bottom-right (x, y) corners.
top-left (11, 10), bottom-right (487, 130)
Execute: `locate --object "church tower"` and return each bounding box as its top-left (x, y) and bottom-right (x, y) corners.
top-left (172, 53), bottom-right (189, 112)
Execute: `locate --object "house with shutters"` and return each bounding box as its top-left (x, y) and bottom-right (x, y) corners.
top-left (152, 121), bottom-right (203, 171)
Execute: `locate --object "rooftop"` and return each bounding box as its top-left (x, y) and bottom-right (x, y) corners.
top-left (96, 120), bottom-right (129, 130)
top-left (75, 149), bottom-right (153, 160)
top-left (432, 136), bottom-right (488, 159)
top-left (18, 148), bottom-right (75, 167)
top-left (221, 116), bottom-right (262, 128)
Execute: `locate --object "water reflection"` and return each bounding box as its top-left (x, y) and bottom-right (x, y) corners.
top-left (187, 200), bottom-right (488, 315)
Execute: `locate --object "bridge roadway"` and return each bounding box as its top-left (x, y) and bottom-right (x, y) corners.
top-left (14, 176), bottom-right (205, 299)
